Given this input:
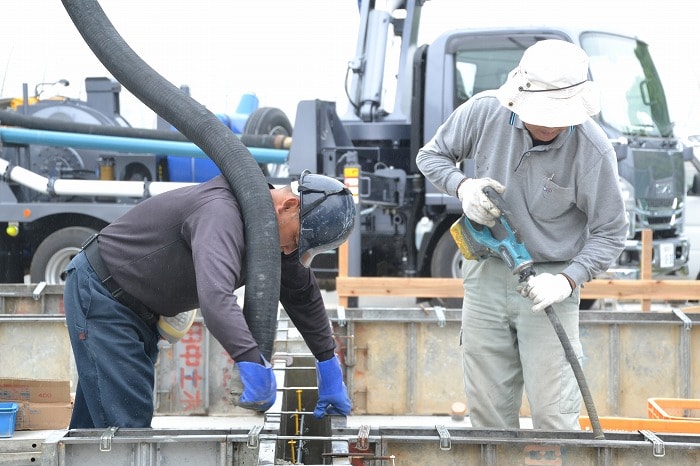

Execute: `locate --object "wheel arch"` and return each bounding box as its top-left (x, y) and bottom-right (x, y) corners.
top-left (417, 212), bottom-right (460, 277)
top-left (21, 213), bottom-right (108, 272)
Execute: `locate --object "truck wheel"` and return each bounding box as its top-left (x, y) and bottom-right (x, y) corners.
top-left (430, 230), bottom-right (464, 308)
top-left (30, 227), bottom-right (97, 284)
top-left (243, 107), bottom-right (292, 178)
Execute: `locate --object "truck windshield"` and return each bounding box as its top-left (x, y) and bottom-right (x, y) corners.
top-left (452, 33), bottom-right (673, 138)
top-left (580, 32), bottom-right (673, 138)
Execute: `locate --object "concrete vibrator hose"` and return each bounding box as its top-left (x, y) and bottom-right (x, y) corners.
top-left (61, 0), bottom-right (280, 360)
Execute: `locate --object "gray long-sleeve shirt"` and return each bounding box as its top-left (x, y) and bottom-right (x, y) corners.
top-left (416, 91), bottom-right (628, 286)
top-left (96, 175), bottom-right (335, 362)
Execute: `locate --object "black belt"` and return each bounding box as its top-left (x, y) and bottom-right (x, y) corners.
top-left (81, 234), bottom-right (158, 327)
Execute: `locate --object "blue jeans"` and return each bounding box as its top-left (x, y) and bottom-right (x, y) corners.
top-left (63, 251), bottom-right (160, 428)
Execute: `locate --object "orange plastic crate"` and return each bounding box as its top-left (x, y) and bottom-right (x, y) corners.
top-left (648, 398), bottom-right (700, 421)
top-left (580, 416), bottom-right (700, 434)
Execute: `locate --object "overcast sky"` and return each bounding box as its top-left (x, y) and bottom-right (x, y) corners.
top-left (2, 1), bottom-right (699, 134)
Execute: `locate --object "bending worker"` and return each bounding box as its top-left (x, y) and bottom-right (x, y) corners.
top-left (63, 170), bottom-right (356, 428)
top-left (416, 40), bottom-right (628, 430)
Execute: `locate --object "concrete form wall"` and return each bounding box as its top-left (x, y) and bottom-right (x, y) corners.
top-left (330, 307), bottom-right (700, 419)
top-left (1, 285), bottom-right (699, 419)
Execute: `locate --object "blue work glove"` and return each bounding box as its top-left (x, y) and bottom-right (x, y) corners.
top-left (314, 356), bottom-right (352, 419)
top-left (237, 357), bottom-right (277, 412)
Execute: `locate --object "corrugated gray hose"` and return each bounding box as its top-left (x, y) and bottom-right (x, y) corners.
top-left (61, 0), bottom-right (279, 360)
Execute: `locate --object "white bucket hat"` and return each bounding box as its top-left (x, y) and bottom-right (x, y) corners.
top-left (496, 39), bottom-right (600, 127)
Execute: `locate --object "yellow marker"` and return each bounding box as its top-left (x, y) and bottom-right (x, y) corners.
top-left (5, 223), bottom-right (19, 237)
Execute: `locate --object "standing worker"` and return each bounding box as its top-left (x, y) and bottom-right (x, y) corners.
top-left (63, 170), bottom-right (355, 428)
top-left (416, 40), bottom-right (628, 430)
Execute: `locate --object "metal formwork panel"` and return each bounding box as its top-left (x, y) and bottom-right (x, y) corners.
top-left (39, 428), bottom-right (274, 466)
top-left (3, 284), bottom-right (700, 420)
top-left (580, 311), bottom-right (700, 418)
top-left (155, 321), bottom-right (211, 415)
top-left (332, 307), bottom-right (700, 418)
top-left (0, 285), bottom-right (74, 384)
top-left (0, 284), bottom-right (65, 315)
top-left (334, 425), bottom-right (700, 466)
top-left (155, 320), bottom-right (272, 416)
top-left (619, 322), bottom-right (680, 415)
top-left (0, 316), bottom-right (74, 382)
top-left (348, 318), bottom-right (465, 415)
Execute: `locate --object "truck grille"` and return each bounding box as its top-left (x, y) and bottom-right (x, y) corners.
top-left (640, 198), bottom-right (676, 209)
top-left (646, 216), bottom-right (672, 225)
top-left (620, 148), bottom-right (685, 234)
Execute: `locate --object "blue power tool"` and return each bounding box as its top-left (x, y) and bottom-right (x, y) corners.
top-left (450, 186), bottom-right (535, 280)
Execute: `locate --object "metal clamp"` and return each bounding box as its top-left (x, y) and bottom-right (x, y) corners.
top-left (672, 308), bottom-right (693, 331)
top-left (640, 429), bottom-right (665, 457)
top-left (247, 425), bottom-right (263, 448)
top-left (32, 281), bottom-right (47, 300)
top-left (356, 424), bottom-right (371, 451)
top-left (433, 305), bottom-right (446, 327)
top-left (436, 424), bottom-right (451, 450)
top-left (99, 426), bottom-right (118, 452)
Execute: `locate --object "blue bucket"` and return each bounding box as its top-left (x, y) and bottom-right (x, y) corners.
top-left (0, 402), bottom-right (19, 438)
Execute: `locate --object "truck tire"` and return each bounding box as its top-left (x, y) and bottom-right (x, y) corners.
top-left (430, 229), bottom-right (464, 309)
top-left (243, 107), bottom-right (292, 178)
top-left (30, 227), bottom-right (97, 285)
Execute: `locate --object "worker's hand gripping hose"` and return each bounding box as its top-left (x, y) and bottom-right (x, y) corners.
top-left (314, 356), bottom-right (352, 418)
top-left (519, 273), bottom-right (573, 312)
top-left (235, 357), bottom-right (277, 412)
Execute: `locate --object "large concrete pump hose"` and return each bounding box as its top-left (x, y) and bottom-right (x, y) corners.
top-left (61, 0), bottom-right (280, 360)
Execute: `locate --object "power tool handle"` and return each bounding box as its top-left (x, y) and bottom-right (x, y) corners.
top-left (482, 186), bottom-right (506, 213)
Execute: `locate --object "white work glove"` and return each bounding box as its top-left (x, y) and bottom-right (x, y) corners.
top-left (456, 178), bottom-right (505, 227)
top-left (519, 273), bottom-right (573, 313)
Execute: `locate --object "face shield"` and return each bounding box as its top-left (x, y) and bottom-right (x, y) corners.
top-left (295, 170), bottom-right (356, 267)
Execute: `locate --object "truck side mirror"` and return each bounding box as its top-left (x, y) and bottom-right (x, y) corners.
top-left (611, 140), bottom-right (628, 162)
top-left (690, 173), bottom-right (700, 196)
top-left (683, 144), bottom-right (695, 162)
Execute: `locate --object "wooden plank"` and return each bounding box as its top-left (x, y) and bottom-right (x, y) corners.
top-left (580, 279), bottom-right (700, 300)
top-left (335, 226), bottom-right (699, 303)
top-left (337, 242), bottom-right (350, 308)
top-left (336, 276), bottom-right (700, 300)
top-left (336, 277), bottom-right (464, 298)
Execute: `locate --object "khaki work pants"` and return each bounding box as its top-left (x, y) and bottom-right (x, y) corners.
top-left (461, 257), bottom-right (583, 430)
